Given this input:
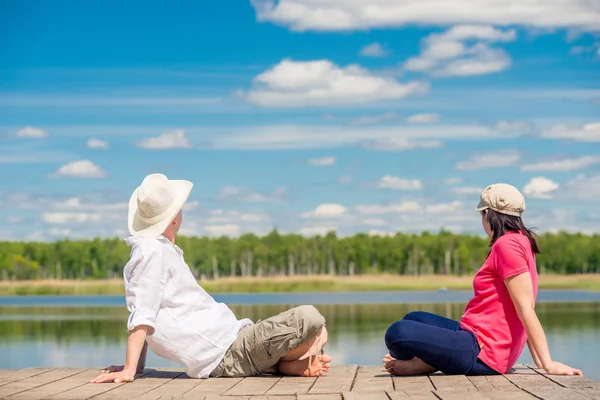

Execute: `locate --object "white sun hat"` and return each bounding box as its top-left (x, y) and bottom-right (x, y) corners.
top-left (128, 173), bottom-right (193, 237)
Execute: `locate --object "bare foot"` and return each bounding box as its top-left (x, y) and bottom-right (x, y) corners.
top-left (382, 353), bottom-right (395, 364)
top-left (306, 354), bottom-right (332, 377)
top-left (385, 357), bottom-right (437, 376)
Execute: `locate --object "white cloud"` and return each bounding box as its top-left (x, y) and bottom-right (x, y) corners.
top-left (349, 112), bottom-right (397, 126)
top-left (355, 201), bottom-right (421, 215)
top-left (521, 155), bottom-right (600, 172)
top-left (425, 201), bottom-right (464, 214)
top-left (367, 229), bottom-right (395, 237)
top-left (307, 156), bottom-right (336, 166)
top-left (406, 113), bottom-right (441, 124)
top-left (495, 120), bottom-right (534, 133)
top-left (539, 122), bottom-right (600, 142)
top-left (215, 124), bottom-right (493, 150)
top-left (242, 59), bottom-right (428, 107)
top-left (204, 224), bottom-right (241, 237)
top-left (445, 177), bottom-right (464, 185)
top-left (302, 203), bottom-right (347, 218)
top-left (53, 160), bottom-right (108, 179)
top-left (338, 175), bottom-right (353, 184)
top-left (362, 218), bottom-right (386, 227)
top-left (360, 42), bottom-right (389, 57)
top-left (377, 175), bottom-right (422, 191)
top-left (563, 174), bottom-right (600, 201)
top-left (137, 130), bottom-right (191, 149)
top-left (218, 185), bottom-right (287, 203)
top-left (251, 0), bottom-right (600, 32)
top-left (86, 138), bottom-right (109, 149)
top-left (523, 177), bottom-right (560, 199)
top-left (361, 137), bottom-right (444, 152)
top-left (43, 212), bottom-right (104, 225)
top-left (455, 149), bottom-right (520, 170)
top-left (404, 25), bottom-right (515, 77)
top-left (452, 187), bottom-right (483, 196)
top-left (15, 126), bottom-right (48, 138)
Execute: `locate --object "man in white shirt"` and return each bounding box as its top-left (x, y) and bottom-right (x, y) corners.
top-left (91, 174), bottom-right (331, 383)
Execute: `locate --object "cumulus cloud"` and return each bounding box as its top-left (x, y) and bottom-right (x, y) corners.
top-left (404, 25), bottom-right (516, 77)
top-left (360, 42), bottom-right (389, 57)
top-left (521, 155), bottom-right (600, 172)
top-left (53, 160), bottom-right (108, 179)
top-left (15, 126), bottom-right (48, 138)
top-left (349, 112), bottom-right (397, 126)
top-left (452, 187), bottom-right (483, 196)
top-left (445, 177), bottom-right (464, 185)
top-left (539, 122), bottom-right (600, 142)
top-left (302, 203), bottom-right (348, 218)
top-left (355, 201), bottom-right (421, 215)
top-left (86, 139), bottom-right (109, 149)
top-left (251, 0), bottom-right (600, 32)
top-left (406, 113), bottom-right (441, 124)
top-left (43, 212), bottom-right (104, 225)
top-left (523, 177), bottom-right (560, 199)
top-left (242, 59), bottom-right (428, 107)
top-left (307, 156), bottom-right (336, 166)
top-left (377, 175), bottom-right (423, 191)
top-left (455, 149), bottom-right (520, 170)
top-left (203, 223), bottom-right (241, 237)
top-left (338, 175), bottom-right (353, 184)
top-left (215, 124), bottom-right (492, 150)
top-left (495, 120), bottom-right (534, 133)
top-left (137, 130), bottom-right (191, 149)
top-left (361, 137), bottom-right (444, 152)
top-left (218, 185), bottom-right (287, 203)
top-left (563, 174), bottom-right (600, 201)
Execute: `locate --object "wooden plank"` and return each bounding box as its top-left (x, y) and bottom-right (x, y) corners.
top-left (42, 369), bottom-right (152, 400)
top-left (202, 396), bottom-right (295, 400)
top-left (387, 391), bottom-right (439, 400)
top-left (429, 373), bottom-right (477, 392)
top-left (0, 368), bottom-right (86, 398)
top-left (140, 374), bottom-right (206, 400)
top-left (297, 395), bottom-right (341, 400)
top-left (467, 375), bottom-right (521, 392)
top-left (266, 376), bottom-right (318, 395)
top-left (180, 377), bottom-right (244, 399)
top-left (342, 391), bottom-right (389, 400)
top-left (309, 365), bottom-right (358, 394)
top-left (0, 369), bottom-right (56, 387)
top-left (351, 366), bottom-right (393, 393)
top-left (223, 376), bottom-right (282, 396)
top-left (526, 365), bottom-right (600, 391)
top-left (90, 370), bottom-right (183, 400)
top-left (5, 369), bottom-right (95, 400)
top-left (392, 375), bottom-right (435, 392)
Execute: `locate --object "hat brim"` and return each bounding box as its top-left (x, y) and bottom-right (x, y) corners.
top-left (475, 199), bottom-right (489, 213)
top-left (128, 180), bottom-right (193, 237)
top-left (298, 326), bottom-right (328, 361)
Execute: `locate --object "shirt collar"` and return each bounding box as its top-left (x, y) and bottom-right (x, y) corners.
top-left (157, 235), bottom-right (184, 256)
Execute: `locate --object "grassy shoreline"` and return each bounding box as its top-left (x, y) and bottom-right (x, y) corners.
top-left (1, 274), bottom-right (600, 296)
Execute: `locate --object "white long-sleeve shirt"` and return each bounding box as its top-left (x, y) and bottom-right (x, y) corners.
top-left (123, 235), bottom-right (252, 378)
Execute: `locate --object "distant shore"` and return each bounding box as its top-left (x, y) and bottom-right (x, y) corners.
top-left (1, 274), bottom-right (599, 296)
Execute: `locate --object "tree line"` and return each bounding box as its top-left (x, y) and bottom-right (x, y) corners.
top-left (1, 229), bottom-right (599, 281)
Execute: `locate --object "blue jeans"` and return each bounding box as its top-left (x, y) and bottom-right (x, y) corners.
top-left (384, 311), bottom-right (499, 375)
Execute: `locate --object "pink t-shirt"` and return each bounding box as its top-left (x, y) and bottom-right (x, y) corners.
top-left (460, 231), bottom-right (539, 374)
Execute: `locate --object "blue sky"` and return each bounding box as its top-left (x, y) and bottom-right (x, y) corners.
top-left (1, 0), bottom-right (599, 241)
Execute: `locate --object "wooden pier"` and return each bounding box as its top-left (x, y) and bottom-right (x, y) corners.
top-left (1, 364), bottom-right (598, 399)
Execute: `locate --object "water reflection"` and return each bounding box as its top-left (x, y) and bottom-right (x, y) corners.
top-left (2, 302), bottom-right (599, 381)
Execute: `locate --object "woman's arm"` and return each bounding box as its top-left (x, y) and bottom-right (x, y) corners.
top-left (91, 326), bottom-right (149, 383)
top-left (505, 272), bottom-right (582, 376)
top-left (526, 338), bottom-right (542, 369)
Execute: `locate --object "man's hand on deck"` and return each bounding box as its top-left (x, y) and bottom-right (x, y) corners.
top-left (90, 367), bottom-right (136, 383)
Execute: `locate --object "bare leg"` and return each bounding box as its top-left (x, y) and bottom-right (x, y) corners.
top-left (383, 353), bottom-right (437, 376)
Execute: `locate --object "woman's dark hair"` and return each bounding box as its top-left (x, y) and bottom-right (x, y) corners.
top-left (484, 209), bottom-right (541, 254)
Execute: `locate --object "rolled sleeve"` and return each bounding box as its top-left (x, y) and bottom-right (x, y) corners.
top-left (493, 236), bottom-right (529, 281)
top-left (125, 247), bottom-right (166, 334)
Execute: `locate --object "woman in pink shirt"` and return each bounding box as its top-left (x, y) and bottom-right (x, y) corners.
top-left (383, 183), bottom-right (582, 377)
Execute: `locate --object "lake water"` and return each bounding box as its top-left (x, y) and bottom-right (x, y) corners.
top-left (2, 291), bottom-right (599, 382)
